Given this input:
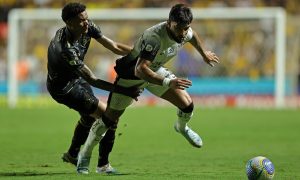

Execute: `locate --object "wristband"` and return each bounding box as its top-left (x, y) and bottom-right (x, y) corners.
top-left (162, 78), bottom-right (171, 87)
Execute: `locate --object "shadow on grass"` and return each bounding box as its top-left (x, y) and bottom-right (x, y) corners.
top-left (0, 171), bottom-right (72, 177)
top-left (104, 172), bottom-right (131, 176)
top-left (0, 171), bottom-right (131, 177)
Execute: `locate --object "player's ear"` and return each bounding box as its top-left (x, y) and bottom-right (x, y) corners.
top-left (65, 19), bottom-right (70, 26)
top-left (65, 17), bottom-right (75, 25)
top-left (65, 19), bottom-right (74, 29)
top-left (167, 20), bottom-right (171, 28)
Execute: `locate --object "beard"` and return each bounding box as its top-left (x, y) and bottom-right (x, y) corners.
top-left (166, 26), bottom-right (184, 43)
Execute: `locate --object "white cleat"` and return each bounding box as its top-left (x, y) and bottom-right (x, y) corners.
top-left (174, 122), bottom-right (203, 148)
top-left (96, 163), bottom-right (118, 174)
top-left (76, 154), bottom-right (91, 174)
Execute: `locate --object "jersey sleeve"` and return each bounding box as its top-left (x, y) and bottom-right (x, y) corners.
top-left (139, 34), bottom-right (160, 61)
top-left (87, 20), bottom-right (102, 39)
top-left (61, 47), bottom-right (84, 70)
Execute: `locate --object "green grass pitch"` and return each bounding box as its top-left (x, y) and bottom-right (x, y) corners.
top-left (0, 106), bottom-right (299, 179)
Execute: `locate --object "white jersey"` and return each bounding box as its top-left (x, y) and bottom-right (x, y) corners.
top-left (114, 21), bottom-right (193, 79)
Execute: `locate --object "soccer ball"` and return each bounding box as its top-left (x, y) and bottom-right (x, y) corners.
top-left (246, 156), bottom-right (275, 180)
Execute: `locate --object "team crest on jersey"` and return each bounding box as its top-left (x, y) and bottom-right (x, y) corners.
top-left (159, 47), bottom-right (176, 57)
top-left (164, 47), bottom-right (175, 57)
top-left (145, 44), bottom-right (153, 52)
top-left (167, 47), bottom-right (174, 54)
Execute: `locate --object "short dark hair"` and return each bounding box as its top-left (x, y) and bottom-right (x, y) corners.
top-left (61, 2), bottom-right (86, 22)
top-left (169, 4), bottom-right (193, 26)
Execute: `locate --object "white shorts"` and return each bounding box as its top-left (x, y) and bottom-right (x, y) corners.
top-left (109, 67), bottom-right (176, 110)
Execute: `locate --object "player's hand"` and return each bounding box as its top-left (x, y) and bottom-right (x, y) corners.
top-left (203, 51), bottom-right (219, 67)
top-left (169, 78), bottom-right (192, 90)
top-left (115, 85), bottom-right (142, 101)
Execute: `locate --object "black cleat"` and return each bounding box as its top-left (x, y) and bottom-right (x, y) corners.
top-left (62, 152), bottom-right (77, 166)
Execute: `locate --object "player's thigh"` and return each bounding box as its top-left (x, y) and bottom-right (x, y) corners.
top-left (57, 84), bottom-right (99, 116)
top-left (78, 79), bottom-right (106, 118)
top-left (90, 101), bottom-right (106, 118)
top-left (146, 67), bottom-right (175, 97)
top-left (108, 78), bottom-right (145, 111)
top-left (148, 66), bottom-right (192, 108)
top-left (105, 106), bottom-right (125, 121)
top-left (106, 91), bottom-right (134, 122)
top-left (146, 82), bottom-right (192, 109)
top-left (161, 88), bottom-right (192, 109)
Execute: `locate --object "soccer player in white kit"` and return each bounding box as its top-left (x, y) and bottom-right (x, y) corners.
top-left (77, 3), bottom-right (220, 174)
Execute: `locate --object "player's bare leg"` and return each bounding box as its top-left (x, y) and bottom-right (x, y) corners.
top-left (161, 88), bottom-right (203, 148)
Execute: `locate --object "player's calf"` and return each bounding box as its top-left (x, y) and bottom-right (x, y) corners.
top-left (176, 102), bottom-right (194, 130)
top-left (77, 115), bottom-right (116, 173)
top-left (174, 102), bottom-right (203, 148)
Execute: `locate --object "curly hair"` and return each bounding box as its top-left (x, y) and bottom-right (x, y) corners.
top-left (61, 2), bottom-right (86, 22)
top-left (169, 4), bottom-right (193, 26)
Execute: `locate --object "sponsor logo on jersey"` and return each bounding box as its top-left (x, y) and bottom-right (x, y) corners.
top-left (69, 59), bottom-right (80, 66)
top-left (145, 44), bottom-right (153, 52)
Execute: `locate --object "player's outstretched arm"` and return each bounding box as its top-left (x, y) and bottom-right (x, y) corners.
top-left (96, 35), bottom-right (132, 56)
top-left (135, 58), bottom-right (192, 90)
top-left (189, 30), bottom-right (219, 67)
top-left (77, 64), bottom-right (140, 100)
top-left (135, 58), bottom-right (164, 85)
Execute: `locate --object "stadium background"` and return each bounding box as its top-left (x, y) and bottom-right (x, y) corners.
top-left (0, 0), bottom-right (300, 108)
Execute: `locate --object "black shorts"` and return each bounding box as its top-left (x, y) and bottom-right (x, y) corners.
top-left (47, 79), bottom-right (99, 115)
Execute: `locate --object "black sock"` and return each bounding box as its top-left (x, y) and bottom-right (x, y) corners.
top-left (68, 121), bottom-right (90, 158)
top-left (98, 128), bottom-right (116, 167)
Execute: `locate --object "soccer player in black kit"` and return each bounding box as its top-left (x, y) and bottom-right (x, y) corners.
top-left (47, 2), bottom-right (138, 174)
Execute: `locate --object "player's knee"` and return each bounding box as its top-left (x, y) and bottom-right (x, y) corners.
top-left (79, 116), bottom-right (95, 127)
top-left (102, 114), bottom-right (118, 129)
top-left (110, 123), bottom-right (118, 131)
top-left (180, 102), bottom-right (194, 113)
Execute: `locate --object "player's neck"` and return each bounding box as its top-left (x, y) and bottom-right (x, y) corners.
top-left (66, 27), bottom-right (81, 43)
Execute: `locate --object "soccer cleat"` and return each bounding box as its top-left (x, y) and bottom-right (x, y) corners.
top-left (76, 154), bottom-right (91, 174)
top-left (174, 122), bottom-right (203, 148)
top-left (62, 152), bottom-right (77, 166)
top-left (96, 163), bottom-right (118, 174)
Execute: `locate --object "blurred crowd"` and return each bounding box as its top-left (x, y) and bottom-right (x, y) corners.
top-left (0, 0), bottom-right (299, 95)
top-left (1, 0), bottom-right (300, 22)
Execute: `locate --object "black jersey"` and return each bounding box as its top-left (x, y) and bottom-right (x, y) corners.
top-left (47, 20), bottom-right (102, 93)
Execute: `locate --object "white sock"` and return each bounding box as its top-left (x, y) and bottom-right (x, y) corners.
top-left (80, 118), bottom-right (108, 158)
top-left (176, 110), bottom-right (193, 130)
